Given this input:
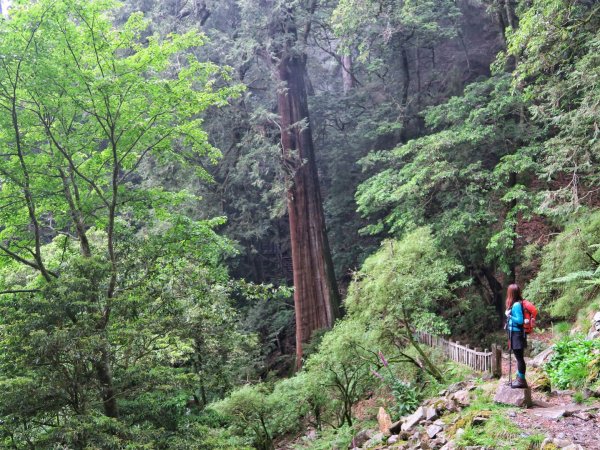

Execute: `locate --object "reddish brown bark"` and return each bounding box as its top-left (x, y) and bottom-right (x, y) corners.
top-left (273, 15), bottom-right (341, 368)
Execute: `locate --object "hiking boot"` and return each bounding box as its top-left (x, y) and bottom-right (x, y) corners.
top-left (511, 377), bottom-right (528, 389)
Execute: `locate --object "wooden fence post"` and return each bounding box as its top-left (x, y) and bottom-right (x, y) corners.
top-left (491, 344), bottom-right (502, 378)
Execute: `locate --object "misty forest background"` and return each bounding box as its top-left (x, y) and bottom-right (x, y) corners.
top-left (0, 0), bottom-right (599, 448)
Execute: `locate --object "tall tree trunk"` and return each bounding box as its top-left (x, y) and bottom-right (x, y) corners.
top-left (272, 11), bottom-right (341, 368)
top-left (504, 0), bottom-right (518, 30)
top-left (341, 54), bottom-right (354, 94)
top-left (400, 45), bottom-right (410, 108)
top-left (95, 343), bottom-right (119, 418)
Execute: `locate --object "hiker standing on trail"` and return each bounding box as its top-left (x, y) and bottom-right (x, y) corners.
top-left (505, 283), bottom-right (528, 388)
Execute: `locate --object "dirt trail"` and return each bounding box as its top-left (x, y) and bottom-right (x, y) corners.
top-left (512, 392), bottom-right (600, 450)
top-left (499, 345), bottom-right (600, 450)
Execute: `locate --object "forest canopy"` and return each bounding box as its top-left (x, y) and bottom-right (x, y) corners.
top-left (0, 0), bottom-right (599, 448)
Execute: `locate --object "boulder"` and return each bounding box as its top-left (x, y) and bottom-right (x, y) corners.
top-left (401, 406), bottom-right (426, 432)
top-left (530, 346), bottom-right (555, 368)
top-left (426, 406), bottom-right (439, 421)
top-left (363, 431), bottom-right (385, 449)
top-left (387, 434), bottom-right (399, 445)
top-left (447, 381), bottom-right (468, 394)
top-left (533, 407), bottom-right (567, 420)
top-left (349, 429), bottom-right (374, 448)
top-left (553, 438), bottom-right (572, 447)
top-left (427, 424), bottom-right (443, 439)
top-left (452, 390), bottom-right (471, 407)
top-left (377, 407), bottom-right (393, 435)
top-left (471, 414), bottom-right (489, 426)
top-left (493, 383), bottom-right (532, 407)
top-left (444, 399), bottom-right (459, 413)
top-left (563, 445), bottom-right (585, 450)
top-left (582, 387), bottom-right (600, 399)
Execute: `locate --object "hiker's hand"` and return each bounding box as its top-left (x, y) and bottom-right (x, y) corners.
top-left (524, 319), bottom-right (530, 324)
top-left (505, 309), bottom-right (511, 318)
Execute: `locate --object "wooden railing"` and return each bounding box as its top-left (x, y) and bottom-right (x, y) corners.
top-left (416, 331), bottom-right (502, 378)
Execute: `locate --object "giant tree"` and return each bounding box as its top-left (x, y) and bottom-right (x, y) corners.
top-left (237, 0), bottom-right (341, 365)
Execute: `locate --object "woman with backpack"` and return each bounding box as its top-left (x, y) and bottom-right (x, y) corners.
top-left (505, 283), bottom-right (529, 388)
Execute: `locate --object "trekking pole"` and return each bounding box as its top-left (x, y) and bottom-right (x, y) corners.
top-left (508, 327), bottom-right (513, 386)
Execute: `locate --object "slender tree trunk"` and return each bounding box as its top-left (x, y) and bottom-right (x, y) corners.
top-left (341, 54), bottom-right (354, 94)
top-left (95, 343), bottom-right (119, 418)
top-left (400, 45), bottom-right (410, 108)
top-left (504, 0), bottom-right (518, 30)
top-left (272, 13), bottom-right (341, 368)
top-left (506, 171), bottom-right (518, 286)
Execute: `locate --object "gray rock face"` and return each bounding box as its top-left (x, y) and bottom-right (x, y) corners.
top-left (493, 383), bottom-right (532, 407)
top-left (426, 406), bottom-right (439, 421)
top-left (530, 346), bottom-right (555, 368)
top-left (363, 431), bottom-right (384, 449)
top-left (426, 424), bottom-right (443, 439)
top-left (387, 434), bottom-right (399, 445)
top-left (562, 444), bottom-right (585, 450)
top-left (589, 311), bottom-right (600, 339)
top-left (349, 429), bottom-right (374, 448)
top-left (452, 390), bottom-right (471, 407)
top-left (533, 406), bottom-right (567, 420)
top-left (401, 406), bottom-right (426, 432)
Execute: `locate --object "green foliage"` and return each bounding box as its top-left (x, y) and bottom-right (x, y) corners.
top-left (544, 335), bottom-right (600, 390)
top-left (524, 210), bottom-right (600, 318)
top-left (295, 424), bottom-right (354, 450)
top-left (211, 374), bottom-right (321, 450)
top-left (508, 0), bottom-right (600, 216)
top-left (446, 292), bottom-right (499, 344)
top-left (345, 227), bottom-right (463, 381)
top-left (373, 361), bottom-right (421, 418)
top-left (211, 384), bottom-right (276, 450)
top-left (346, 227), bottom-right (461, 338)
top-left (333, 0), bottom-right (460, 61)
top-left (356, 75), bottom-right (538, 276)
top-left (304, 318), bottom-right (376, 427)
top-left (0, 0), bottom-right (255, 447)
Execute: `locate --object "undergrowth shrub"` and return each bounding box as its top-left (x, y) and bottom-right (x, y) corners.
top-left (210, 383), bottom-right (291, 450)
top-left (304, 318), bottom-right (376, 427)
top-left (524, 210), bottom-right (600, 319)
top-left (345, 227), bottom-right (463, 382)
top-left (544, 335), bottom-right (600, 389)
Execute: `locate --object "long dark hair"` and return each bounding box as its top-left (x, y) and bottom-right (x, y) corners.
top-left (505, 283), bottom-right (523, 310)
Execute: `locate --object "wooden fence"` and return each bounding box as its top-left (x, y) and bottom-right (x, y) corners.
top-left (416, 332), bottom-right (502, 378)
